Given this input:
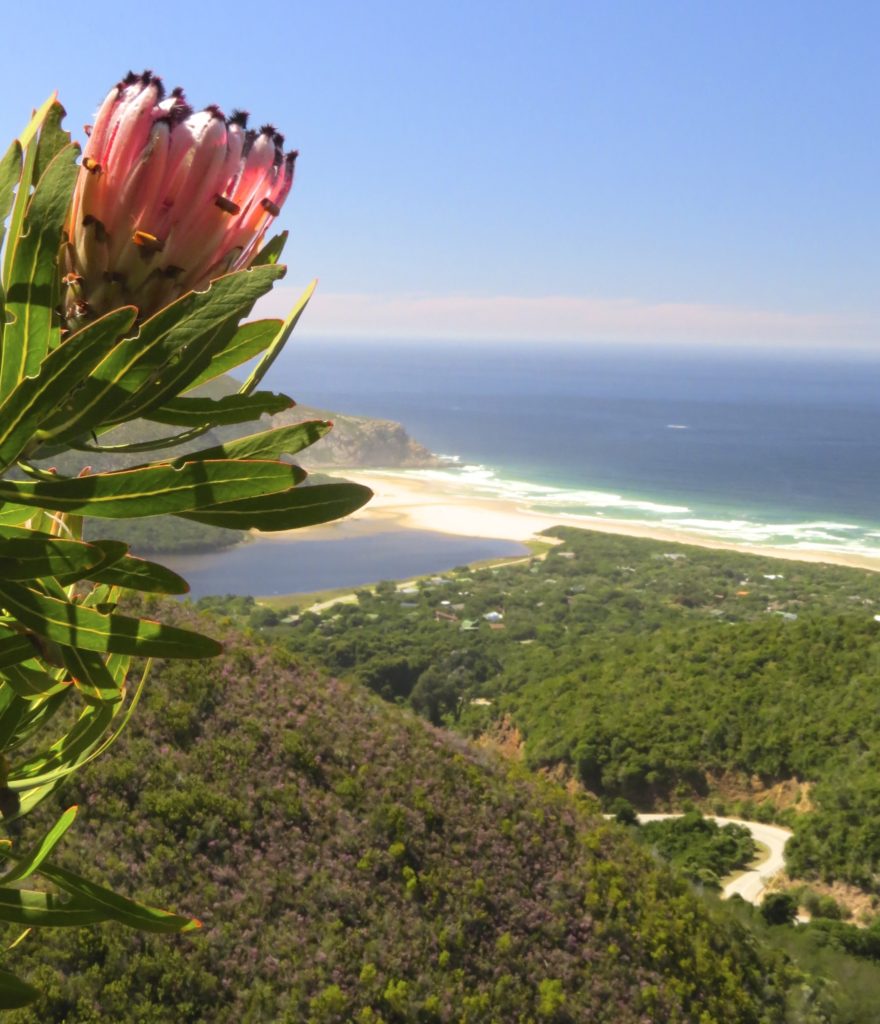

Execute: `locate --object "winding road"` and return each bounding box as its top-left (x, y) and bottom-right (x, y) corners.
top-left (634, 814), bottom-right (793, 904)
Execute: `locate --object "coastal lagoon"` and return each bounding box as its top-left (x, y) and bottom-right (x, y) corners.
top-left (161, 530), bottom-right (527, 600)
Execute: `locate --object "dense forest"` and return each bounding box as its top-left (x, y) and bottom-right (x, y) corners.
top-left (241, 528), bottom-right (880, 898)
top-left (1, 612), bottom-right (818, 1023)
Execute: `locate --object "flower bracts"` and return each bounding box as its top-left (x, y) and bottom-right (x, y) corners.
top-left (64, 70), bottom-right (297, 325)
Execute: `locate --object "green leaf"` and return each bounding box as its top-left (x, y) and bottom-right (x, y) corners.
top-left (65, 265), bottom-right (285, 436)
top-left (249, 230), bottom-right (288, 267)
top-left (32, 101), bottom-right (70, 183)
top-left (182, 319), bottom-right (283, 393)
top-left (10, 660), bottom-right (146, 812)
top-left (0, 458), bottom-right (303, 519)
top-left (53, 538), bottom-right (129, 586)
top-left (0, 139), bottom-right (23, 291)
top-left (60, 647), bottom-right (123, 704)
top-left (175, 420), bottom-right (332, 464)
top-left (1, 97), bottom-right (49, 291)
top-left (15, 306), bottom-right (138, 452)
top-left (241, 278), bottom-right (316, 395)
top-left (84, 553), bottom-right (189, 596)
top-left (182, 481), bottom-right (372, 531)
top-left (142, 389), bottom-right (294, 427)
top-left (0, 503), bottom-right (35, 528)
top-left (0, 886), bottom-right (105, 927)
top-left (0, 635), bottom-right (36, 669)
top-left (0, 967), bottom-right (39, 1009)
top-left (0, 688), bottom-right (68, 758)
top-left (37, 861), bottom-right (200, 933)
top-left (0, 804), bottom-right (76, 884)
top-left (0, 582), bottom-right (222, 658)
top-left (0, 533), bottom-right (119, 581)
top-left (2, 663), bottom-right (69, 701)
top-left (9, 702), bottom-right (115, 788)
top-left (15, 93), bottom-right (58, 152)
top-left (0, 696), bottom-right (27, 753)
top-left (2, 142), bottom-right (80, 390)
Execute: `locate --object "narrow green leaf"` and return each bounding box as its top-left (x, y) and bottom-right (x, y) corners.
top-left (0, 696), bottom-right (26, 751)
top-left (0, 534), bottom-right (118, 581)
top-left (10, 702), bottom-right (114, 787)
top-left (0, 459), bottom-right (303, 519)
top-left (142, 389), bottom-right (294, 427)
top-left (0, 967), bottom-right (39, 1008)
top-left (0, 805), bottom-right (77, 884)
top-left (52, 538), bottom-right (129, 587)
top-left (60, 647), bottom-right (122, 704)
top-left (32, 101), bottom-right (70, 184)
top-left (0, 635), bottom-right (36, 669)
top-left (182, 318), bottom-right (283, 393)
top-left (70, 425), bottom-right (214, 456)
top-left (0, 582), bottom-right (222, 658)
top-left (0, 139), bottom-right (23, 275)
top-left (15, 306), bottom-right (138, 452)
top-left (0, 886), bottom-right (104, 927)
top-left (15, 93), bottom-right (58, 152)
top-left (175, 421), bottom-right (332, 464)
top-left (249, 230), bottom-right (288, 267)
top-left (3, 142), bottom-right (80, 387)
top-left (2, 689), bottom-right (69, 756)
top-left (38, 862), bottom-right (200, 933)
top-left (241, 278), bottom-right (316, 395)
top-left (0, 96), bottom-right (50, 292)
top-left (0, 503), bottom-right (35, 527)
top-left (182, 481), bottom-right (372, 531)
top-left (2, 663), bottom-right (69, 701)
top-left (83, 554), bottom-right (189, 596)
top-left (58, 265), bottom-right (285, 439)
top-left (10, 660), bottom-right (145, 812)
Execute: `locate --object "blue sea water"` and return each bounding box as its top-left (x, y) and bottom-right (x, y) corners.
top-left (268, 338), bottom-right (880, 558)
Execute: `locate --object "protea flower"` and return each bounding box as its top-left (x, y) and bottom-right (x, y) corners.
top-left (63, 70), bottom-right (297, 324)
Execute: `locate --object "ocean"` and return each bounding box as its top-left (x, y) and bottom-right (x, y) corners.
top-left (271, 338), bottom-right (880, 558)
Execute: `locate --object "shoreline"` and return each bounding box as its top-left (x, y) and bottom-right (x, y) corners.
top-left (259, 469), bottom-right (880, 574)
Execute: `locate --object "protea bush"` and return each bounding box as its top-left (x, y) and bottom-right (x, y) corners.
top-left (0, 77), bottom-right (370, 1006)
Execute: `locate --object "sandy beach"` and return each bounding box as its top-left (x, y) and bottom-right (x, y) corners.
top-left (261, 470), bottom-right (880, 574)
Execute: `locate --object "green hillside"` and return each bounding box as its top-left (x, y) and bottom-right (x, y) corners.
top-left (3, 608), bottom-right (800, 1023)
top-left (263, 528), bottom-right (880, 895)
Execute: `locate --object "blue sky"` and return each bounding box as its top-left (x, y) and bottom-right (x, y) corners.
top-left (2, 1), bottom-right (878, 347)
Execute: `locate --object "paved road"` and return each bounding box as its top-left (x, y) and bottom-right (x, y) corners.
top-left (635, 813), bottom-right (793, 904)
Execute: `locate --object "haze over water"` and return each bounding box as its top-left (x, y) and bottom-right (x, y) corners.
top-left (277, 339), bottom-right (880, 558)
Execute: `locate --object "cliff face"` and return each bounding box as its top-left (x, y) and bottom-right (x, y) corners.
top-left (272, 404), bottom-right (440, 468)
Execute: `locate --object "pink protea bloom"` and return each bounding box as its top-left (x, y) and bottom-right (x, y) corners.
top-left (63, 70), bottom-right (297, 323)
